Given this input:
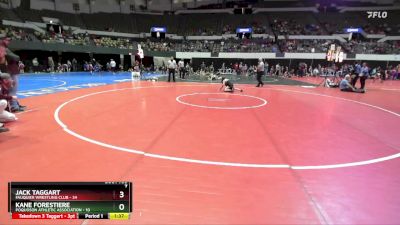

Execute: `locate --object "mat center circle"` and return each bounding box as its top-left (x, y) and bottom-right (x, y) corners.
top-left (176, 92), bottom-right (267, 109)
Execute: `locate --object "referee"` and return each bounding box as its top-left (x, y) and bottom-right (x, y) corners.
top-left (167, 57), bottom-right (177, 82)
top-left (256, 58), bottom-right (264, 87)
top-left (359, 62), bottom-right (369, 91)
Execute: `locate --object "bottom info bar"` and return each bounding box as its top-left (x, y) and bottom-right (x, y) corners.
top-left (12, 213), bottom-right (78, 219)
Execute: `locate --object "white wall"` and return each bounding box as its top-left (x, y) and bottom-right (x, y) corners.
top-left (30, 0), bottom-right (55, 10)
top-left (176, 52), bottom-right (212, 59)
top-left (91, 0), bottom-right (120, 13)
top-left (1, 0), bottom-right (21, 8)
top-left (176, 52), bottom-right (400, 61)
top-left (120, 0), bottom-right (137, 13)
top-left (0, 2), bottom-right (9, 8)
top-left (218, 52), bottom-right (276, 59)
top-left (284, 53), bottom-right (330, 59)
top-left (53, 0), bottom-right (76, 13)
top-left (355, 54), bottom-right (400, 61)
top-left (77, 0), bottom-right (91, 13)
top-left (343, 0), bottom-right (394, 4)
top-left (10, 0), bottom-right (21, 7)
top-left (54, 0), bottom-right (72, 13)
top-left (30, 0), bottom-right (156, 14)
top-left (147, 0), bottom-right (171, 11)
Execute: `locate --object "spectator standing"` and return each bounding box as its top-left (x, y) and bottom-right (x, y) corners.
top-left (209, 62), bottom-right (214, 74)
top-left (275, 63), bottom-right (281, 76)
top-left (200, 62), bottom-right (206, 72)
top-left (110, 59), bottom-right (116, 73)
top-left (241, 64), bottom-right (248, 76)
top-left (48, 57), bottom-right (54, 72)
top-left (18, 61), bottom-right (25, 73)
top-left (83, 61), bottom-right (89, 71)
top-left (67, 60), bottom-right (72, 72)
top-left (185, 63), bottom-right (191, 77)
top-left (178, 59), bottom-right (185, 79)
top-left (395, 64), bottom-right (400, 80)
top-left (72, 58), bottom-right (78, 72)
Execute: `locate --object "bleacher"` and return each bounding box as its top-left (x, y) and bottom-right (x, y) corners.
top-left (2, 5), bottom-right (399, 37)
top-left (1, 3), bottom-right (400, 55)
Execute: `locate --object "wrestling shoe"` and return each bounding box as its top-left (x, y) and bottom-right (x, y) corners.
top-left (0, 127), bottom-right (9, 133)
top-left (11, 107), bottom-right (25, 112)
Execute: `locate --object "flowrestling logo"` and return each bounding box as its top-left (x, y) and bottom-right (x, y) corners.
top-left (367, 11), bottom-right (388, 19)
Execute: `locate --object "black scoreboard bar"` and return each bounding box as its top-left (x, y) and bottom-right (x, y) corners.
top-left (8, 182), bottom-right (132, 220)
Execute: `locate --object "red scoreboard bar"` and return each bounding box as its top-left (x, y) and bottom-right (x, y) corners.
top-left (8, 182), bottom-right (132, 220)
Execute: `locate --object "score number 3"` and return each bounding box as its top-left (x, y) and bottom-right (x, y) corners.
top-left (119, 191), bottom-right (125, 211)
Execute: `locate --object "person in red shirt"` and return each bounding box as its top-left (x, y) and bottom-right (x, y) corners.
top-left (233, 62), bottom-right (239, 74)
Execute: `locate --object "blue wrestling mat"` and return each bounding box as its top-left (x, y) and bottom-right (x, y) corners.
top-left (17, 72), bottom-right (165, 98)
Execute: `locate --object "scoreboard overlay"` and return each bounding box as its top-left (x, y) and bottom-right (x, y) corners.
top-left (8, 182), bottom-right (132, 220)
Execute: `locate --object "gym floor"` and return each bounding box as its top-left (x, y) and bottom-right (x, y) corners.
top-left (1, 72), bottom-right (400, 224)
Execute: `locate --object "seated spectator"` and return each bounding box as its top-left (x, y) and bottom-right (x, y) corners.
top-left (339, 75), bottom-right (364, 93)
top-left (0, 73), bottom-right (18, 122)
top-left (18, 61), bottom-right (25, 74)
top-left (0, 65), bottom-right (12, 132)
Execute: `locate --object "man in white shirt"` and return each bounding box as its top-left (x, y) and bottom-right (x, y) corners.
top-left (110, 59), bottom-right (117, 73)
top-left (167, 57), bottom-right (177, 82)
top-left (178, 59), bottom-right (185, 79)
top-left (256, 58), bottom-right (264, 87)
top-left (275, 63), bottom-right (281, 76)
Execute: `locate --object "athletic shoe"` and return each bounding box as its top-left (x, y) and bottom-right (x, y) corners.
top-left (11, 107), bottom-right (24, 113)
top-left (0, 127), bottom-right (9, 133)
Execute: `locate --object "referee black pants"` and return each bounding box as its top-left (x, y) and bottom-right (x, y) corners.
top-left (360, 76), bottom-right (367, 89)
top-left (179, 68), bottom-right (185, 79)
top-left (168, 69), bottom-right (175, 82)
top-left (351, 73), bottom-right (359, 86)
top-left (256, 72), bottom-right (264, 87)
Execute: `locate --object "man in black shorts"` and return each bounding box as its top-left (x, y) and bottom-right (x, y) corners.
top-left (220, 77), bottom-right (243, 92)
